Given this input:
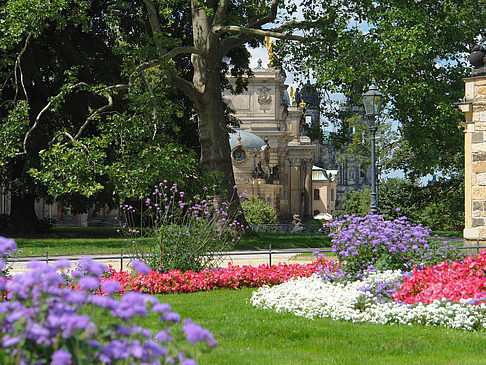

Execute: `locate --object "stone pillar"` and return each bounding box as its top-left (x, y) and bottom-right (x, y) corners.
top-left (459, 73), bottom-right (486, 246)
top-left (288, 158), bottom-right (301, 216)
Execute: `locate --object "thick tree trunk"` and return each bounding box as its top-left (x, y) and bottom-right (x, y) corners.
top-left (197, 83), bottom-right (253, 231)
top-left (189, 1), bottom-right (252, 233)
top-left (8, 195), bottom-right (38, 236)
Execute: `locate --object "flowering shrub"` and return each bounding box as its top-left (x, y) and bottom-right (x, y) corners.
top-left (101, 258), bottom-right (337, 295)
top-left (330, 214), bottom-right (463, 279)
top-left (394, 250), bottom-right (486, 304)
top-left (251, 271), bottom-right (486, 331)
top-left (0, 236), bottom-right (215, 364)
top-left (0, 239), bottom-right (22, 278)
top-left (121, 182), bottom-right (245, 273)
top-left (241, 195), bottom-right (276, 224)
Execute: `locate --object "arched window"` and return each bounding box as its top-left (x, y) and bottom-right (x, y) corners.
top-left (313, 189), bottom-right (320, 200)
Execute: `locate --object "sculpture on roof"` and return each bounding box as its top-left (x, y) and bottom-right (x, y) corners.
top-left (265, 36), bottom-right (275, 65)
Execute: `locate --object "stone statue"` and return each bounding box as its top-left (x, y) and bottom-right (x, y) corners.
top-left (291, 214), bottom-right (305, 233)
top-left (252, 162), bottom-right (266, 179)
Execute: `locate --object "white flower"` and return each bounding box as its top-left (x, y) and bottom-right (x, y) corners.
top-left (250, 271), bottom-right (486, 331)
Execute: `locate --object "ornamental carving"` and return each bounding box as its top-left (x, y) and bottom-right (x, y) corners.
top-left (258, 87), bottom-right (272, 105)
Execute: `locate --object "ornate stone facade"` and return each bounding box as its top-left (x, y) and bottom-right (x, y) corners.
top-left (223, 65), bottom-right (321, 221)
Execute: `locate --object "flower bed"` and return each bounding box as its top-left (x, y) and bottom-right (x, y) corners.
top-left (0, 237), bottom-right (217, 364)
top-left (394, 250), bottom-right (486, 304)
top-left (251, 271), bottom-right (486, 331)
top-left (101, 258), bottom-right (338, 295)
top-left (250, 215), bottom-right (486, 332)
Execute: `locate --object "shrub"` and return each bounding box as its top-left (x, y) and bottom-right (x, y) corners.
top-left (121, 182), bottom-right (244, 273)
top-left (329, 213), bottom-right (464, 280)
top-left (241, 195), bottom-right (276, 225)
top-left (0, 236), bottom-right (215, 364)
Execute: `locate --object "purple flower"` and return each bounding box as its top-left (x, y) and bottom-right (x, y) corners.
top-left (182, 319), bottom-right (217, 347)
top-left (152, 303), bottom-right (171, 313)
top-left (76, 258), bottom-right (106, 276)
top-left (155, 329), bottom-right (172, 343)
top-left (51, 349), bottom-right (72, 365)
top-left (161, 312), bottom-right (180, 323)
top-left (78, 276), bottom-right (100, 290)
top-left (101, 280), bottom-right (121, 295)
top-left (130, 260), bottom-right (151, 275)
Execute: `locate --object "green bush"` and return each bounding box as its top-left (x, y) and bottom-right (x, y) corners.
top-left (121, 183), bottom-right (243, 272)
top-left (341, 177), bottom-right (464, 231)
top-left (304, 219), bottom-right (323, 227)
top-left (241, 196), bottom-right (276, 225)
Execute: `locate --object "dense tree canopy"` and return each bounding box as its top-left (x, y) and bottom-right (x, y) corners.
top-left (2, 0), bottom-right (484, 234)
top-left (279, 0), bottom-right (486, 177)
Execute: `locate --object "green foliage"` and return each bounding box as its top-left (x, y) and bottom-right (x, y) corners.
top-left (122, 184), bottom-right (243, 273)
top-left (241, 196), bottom-right (276, 225)
top-left (342, 189), bottom-right (371, 217)
top-left (304, 219), bottom-right (323, 227)
top-left (341, 177), bottom-right (464, 231)
top-left (280, 0), bottom-right (486, 176)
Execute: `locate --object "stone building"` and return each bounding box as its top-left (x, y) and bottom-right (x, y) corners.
top-left (311, 165), bottom-right (338, 217)
top-left (224, 61), bottom-right (340, 221)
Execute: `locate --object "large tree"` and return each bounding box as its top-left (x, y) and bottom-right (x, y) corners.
top-left (1, 0), bottom-right (337, 233)
top-left (279, 0), bottom-right (486, 177)
top-left (0, 0), bottom-right (206, 233)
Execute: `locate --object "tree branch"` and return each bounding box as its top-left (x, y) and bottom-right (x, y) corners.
top-left (49, 131), bottom-right (75, 145)
top-left (21, 82), bottom-right (89, 155)
top-left (213, 25), bottom-right (326, 42)
top-left (248, 0), bottom-right (278, 29)
top-left (213, 0), bottom-right (231, 27)
top-left (72, 91), bottom-right (115, 141)
top-left (143, 0), bottom-right (167, 57)
top-left (14, 33), bottom-right (31, 102)
top-left (128, 58), bottom-right (203, 105)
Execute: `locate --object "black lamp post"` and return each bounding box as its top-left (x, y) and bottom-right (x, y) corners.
top-left (362, 84), bottom-right (384, 214)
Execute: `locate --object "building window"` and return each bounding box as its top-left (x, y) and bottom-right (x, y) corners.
top-left (232, 147), bottom-right (246, 162)
top-left (331, 189), bottom-right (334, 201)
top-left (313, 189), bottom-right (319, 200)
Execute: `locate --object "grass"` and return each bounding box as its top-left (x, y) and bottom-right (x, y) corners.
top-left (235, 232), bottom-right (331, 250)
top-left (11, 228), bottom-right (331, 257)
top-left (431, 230), bottom-right (463, 237)
top-left (127, 288), bottom-right (486, 364)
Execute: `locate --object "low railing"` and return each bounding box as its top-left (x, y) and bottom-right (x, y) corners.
top-left (9, 238), bottom-right (486, 269)
top-left (250, 224), bottom-right (324, 234)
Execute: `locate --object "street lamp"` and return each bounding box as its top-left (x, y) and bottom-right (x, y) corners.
top-left (362, 84), bottom-right (384, 214)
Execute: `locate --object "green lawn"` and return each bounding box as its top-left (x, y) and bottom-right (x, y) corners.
top-left (11, 228), bottom-right (331, 257)
top-left (140, 288), bottom-right (486, 365)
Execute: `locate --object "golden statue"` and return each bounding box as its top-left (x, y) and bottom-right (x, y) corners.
top-left (265, 36), bottom-right (275, 64)
top-left (290, 86), bottom-right (295, 104)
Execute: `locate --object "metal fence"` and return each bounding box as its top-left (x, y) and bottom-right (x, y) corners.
top-left (250, 224), bottom-right (324, 234)
top-left (10, 238), bottom-right (486, 269)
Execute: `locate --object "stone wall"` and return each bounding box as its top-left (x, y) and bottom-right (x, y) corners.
top-left (459, 74), bottom-right (486, 245)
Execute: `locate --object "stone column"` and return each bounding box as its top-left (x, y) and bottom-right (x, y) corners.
top-left (288, 158), bottom-right (301, 216)
top-left (459, 72), bottom-right (486, 246)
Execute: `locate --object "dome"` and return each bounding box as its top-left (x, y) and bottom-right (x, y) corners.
top-left (229, 127), bottom-right (266, 151)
